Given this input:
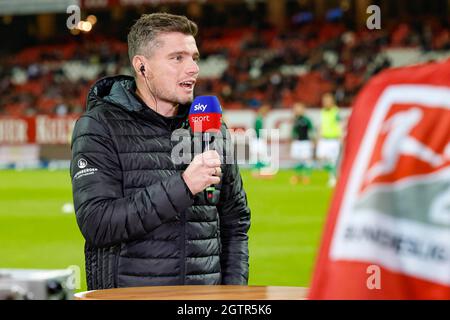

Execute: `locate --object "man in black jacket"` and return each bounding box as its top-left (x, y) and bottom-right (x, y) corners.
top-left (70, 13), bottom-right (251, 289)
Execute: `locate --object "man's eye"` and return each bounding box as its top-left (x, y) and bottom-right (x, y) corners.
top-left (174, 55), bottom-right (183, 61)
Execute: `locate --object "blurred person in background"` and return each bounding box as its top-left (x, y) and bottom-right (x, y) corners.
top-left (251, 103), bottom-right (272, 177)
top-left (290, 102), bottom-right (315, 185)
top-left (70, 13), bottom-right (250, 290)
top-left (317, 92), bottom-right (343, 187)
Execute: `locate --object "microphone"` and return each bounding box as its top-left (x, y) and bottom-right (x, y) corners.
top-left (188, 96), bottom-right (222, 202)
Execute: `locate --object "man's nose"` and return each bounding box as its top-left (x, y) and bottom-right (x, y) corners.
top-left (186, 58), bottom-right (199, 75)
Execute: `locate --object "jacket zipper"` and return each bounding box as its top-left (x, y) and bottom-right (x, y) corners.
top-left (113, 245), bottom-right (120, 287)
top-left (180, 209), bottom-right (186, 284)
top-left (171, 122), bottom-right (187, 285)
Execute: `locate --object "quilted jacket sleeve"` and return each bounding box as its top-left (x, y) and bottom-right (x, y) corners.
top-left (217, 126), bottom-right (251, 285)
top-left (71, 114), bottom-right (193, 248)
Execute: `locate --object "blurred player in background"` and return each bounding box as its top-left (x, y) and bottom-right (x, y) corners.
top-left (290, 102), bottom-right (315, 185)
top-left (251, 103), bottom-right (272, 177)
top-left (317, 92), bottom-right (343, 187)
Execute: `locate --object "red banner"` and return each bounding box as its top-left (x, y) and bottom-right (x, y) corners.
top-left (0, 116), bottom-right (78, 145)
top-left (309, 59), bottom-right (450, 299)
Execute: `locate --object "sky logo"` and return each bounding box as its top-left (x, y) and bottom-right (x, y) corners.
top-left (193, 103), bottom-right (207, 112)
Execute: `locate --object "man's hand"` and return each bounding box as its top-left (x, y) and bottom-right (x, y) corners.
top-left (182, 150), bottom-right (222, 195)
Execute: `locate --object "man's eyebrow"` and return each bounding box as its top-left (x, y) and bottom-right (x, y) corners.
top-left (168, 51), bottom-right (200, 58)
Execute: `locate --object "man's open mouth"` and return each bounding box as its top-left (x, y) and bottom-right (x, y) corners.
top-left (179, 80), bottom-right (195, 90)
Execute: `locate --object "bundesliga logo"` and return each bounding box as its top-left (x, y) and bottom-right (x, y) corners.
top-left (363, 106), bottom-right (448, 187)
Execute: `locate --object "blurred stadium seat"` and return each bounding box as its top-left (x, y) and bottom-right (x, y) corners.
top-left (1, 1), bottom-right (449, 118)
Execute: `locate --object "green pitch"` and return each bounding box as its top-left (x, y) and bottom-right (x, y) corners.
top-left (0, 169), bottom-right (333, 292)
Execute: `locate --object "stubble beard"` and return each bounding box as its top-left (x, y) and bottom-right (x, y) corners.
top-left (154, 82), bottom-right (195, 107)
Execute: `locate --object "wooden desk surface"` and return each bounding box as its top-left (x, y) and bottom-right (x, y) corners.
top-left (75, 285), bottom-right (308, 300)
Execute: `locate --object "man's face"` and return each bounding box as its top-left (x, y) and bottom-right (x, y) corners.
top-left (294, 103), bottom-right (305, 116)
top-left (144, 32), bottom-right (200, 105)
top-left (322, 94), bottom-right (334, 109)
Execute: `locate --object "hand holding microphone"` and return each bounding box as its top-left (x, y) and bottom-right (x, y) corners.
top-left (182, 150), bottom-right (221, 195)
top-left (182, 96), bottom-right (223, 199)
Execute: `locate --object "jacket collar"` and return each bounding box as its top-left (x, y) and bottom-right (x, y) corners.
top-left (86, 75), bottom-right (190, 126)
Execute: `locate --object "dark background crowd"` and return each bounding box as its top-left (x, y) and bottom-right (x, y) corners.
top-left (0, 0), bottom-right (449, 117)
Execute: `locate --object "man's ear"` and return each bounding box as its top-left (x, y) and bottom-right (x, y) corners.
top-left (132, 55), bottom-right (146, 76)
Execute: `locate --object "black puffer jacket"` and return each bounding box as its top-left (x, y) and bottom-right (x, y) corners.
top-left (70, 75), bottom-right (251, 289)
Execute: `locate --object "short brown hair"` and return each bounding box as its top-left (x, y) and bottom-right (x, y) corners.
top-left (127, 13), bottom-right (198, 63)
